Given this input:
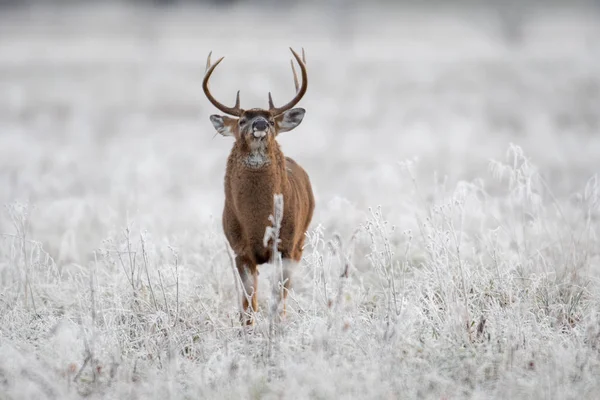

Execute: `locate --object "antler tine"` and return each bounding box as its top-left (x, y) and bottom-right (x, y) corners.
top-left (233, 90), bottom-right (240, 109)
top-left (268, 92), bottom-right (275, 109)
top-left (302, 47), bottom-right (306, 64)
top-left (202, 52), bottom-right (243, 117)
top-left (269, 47), bottom-right (308, 117)
top-left (205, 51), bottom-right (212, 73)
top-left (290, 59), bottom-right (299, 93)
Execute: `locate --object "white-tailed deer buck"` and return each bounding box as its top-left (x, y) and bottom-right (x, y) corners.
top-left (203, 48), bottom-right (314, 325)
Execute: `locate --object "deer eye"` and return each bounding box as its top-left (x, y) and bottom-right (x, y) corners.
top-left (239, 119), bottom-right (247, 125)
top-left (269, 120), bottom-right (275, 126)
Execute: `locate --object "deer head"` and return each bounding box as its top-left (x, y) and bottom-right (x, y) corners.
top-left (204, 48), bottom-right (307, 151)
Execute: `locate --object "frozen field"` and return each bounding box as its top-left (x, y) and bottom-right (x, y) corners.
top-left (1, 2), bottom-right (600, 398)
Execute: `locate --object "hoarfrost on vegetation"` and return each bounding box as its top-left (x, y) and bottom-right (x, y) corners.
top-left (1, 2), bottom-right (600, 399)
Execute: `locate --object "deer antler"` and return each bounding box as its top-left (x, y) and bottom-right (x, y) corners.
top-left (268, 48), bottom-right (307, 117)
top-left (203, 51), bottom-right (243, 117)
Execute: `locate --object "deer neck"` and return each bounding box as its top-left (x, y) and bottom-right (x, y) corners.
top-left (226, 142), bottom-right (287, 203)
top-left (235, 140), bottom-right (285, 172)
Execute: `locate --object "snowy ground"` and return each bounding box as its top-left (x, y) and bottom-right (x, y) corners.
top-left (1, 2), bottom-right (600, 399)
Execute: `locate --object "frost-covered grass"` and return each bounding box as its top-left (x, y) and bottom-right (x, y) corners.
top-left (1, 2), bottom-right (600, 399)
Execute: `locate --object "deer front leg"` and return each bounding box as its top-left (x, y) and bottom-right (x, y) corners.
top-left (236, 256), bottom-right (258, 326)
top-left (279, 258), bottom-right (297, 320)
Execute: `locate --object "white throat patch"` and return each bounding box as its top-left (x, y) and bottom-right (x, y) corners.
top-left (244, 140), bottom-right (270, 169)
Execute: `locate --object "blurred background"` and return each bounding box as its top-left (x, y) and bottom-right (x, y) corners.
top-left (0, 0), bottom-right (599, 261)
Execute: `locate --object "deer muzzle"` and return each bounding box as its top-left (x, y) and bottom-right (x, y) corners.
top-left (252, 118), bottom-right (269, 138)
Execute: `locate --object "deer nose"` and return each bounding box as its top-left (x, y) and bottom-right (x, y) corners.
top-left (252, 119), bottom-right (268, 131)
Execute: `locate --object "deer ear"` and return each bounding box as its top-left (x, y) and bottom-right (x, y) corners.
top-left (210, 115), bottom-right (237, 137)
top-left (276, 108), bottom-right (305, 133)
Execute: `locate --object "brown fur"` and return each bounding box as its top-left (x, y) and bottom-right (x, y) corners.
top-left (219, 109), bottom-right (314, 324)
